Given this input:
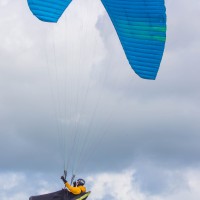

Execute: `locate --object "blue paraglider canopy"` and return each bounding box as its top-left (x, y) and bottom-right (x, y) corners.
top-left (27, 0), bottom-right (167, 80)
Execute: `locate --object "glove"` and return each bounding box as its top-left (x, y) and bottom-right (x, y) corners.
top-left (61, 176), bottom-right (67, 183)
top-left (73, 181), bottom-right (77, 187)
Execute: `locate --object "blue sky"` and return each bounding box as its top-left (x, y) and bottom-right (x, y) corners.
top-left (0, 0), bottom-right (200, 200)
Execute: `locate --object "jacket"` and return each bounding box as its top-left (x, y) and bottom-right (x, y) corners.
top-left (65, 182), bottom-right (86, 195)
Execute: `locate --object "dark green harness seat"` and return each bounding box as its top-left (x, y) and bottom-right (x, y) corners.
top-left (29, 189), bottom-right (91, 200)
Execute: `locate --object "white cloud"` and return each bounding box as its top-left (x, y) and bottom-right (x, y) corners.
top-left (88, 170), bottom-right (144, 200)
top-left (0, 0), bottom-right (9, 6)
top-left (1, 167), bottom-right (200, 200)
top-left (0, 173), bottom-right (25, 190)
top-left (0, 172), bottom-right (29, 200)
top-left (88, 168), bottom-right (200, 200)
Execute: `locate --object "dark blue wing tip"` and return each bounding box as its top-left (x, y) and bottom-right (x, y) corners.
top-left (136, 72), bottom-right (157, 80)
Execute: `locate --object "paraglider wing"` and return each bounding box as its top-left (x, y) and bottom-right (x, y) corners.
top-left (101, 0), bottom-right (167, 79)
top-left (29, 189), bottom-right (91, 200)
top-left (27, 0), bottom-right (72, 22)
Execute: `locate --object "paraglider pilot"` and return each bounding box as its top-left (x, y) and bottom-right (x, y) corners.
top-left (61, 176), bottom-right (86, 195)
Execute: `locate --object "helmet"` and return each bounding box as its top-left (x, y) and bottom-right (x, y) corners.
top-left (77, 178), bottom-right (85, 186)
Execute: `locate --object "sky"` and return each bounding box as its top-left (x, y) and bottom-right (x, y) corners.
top-left (0, 0), bottom-right (200, 200)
